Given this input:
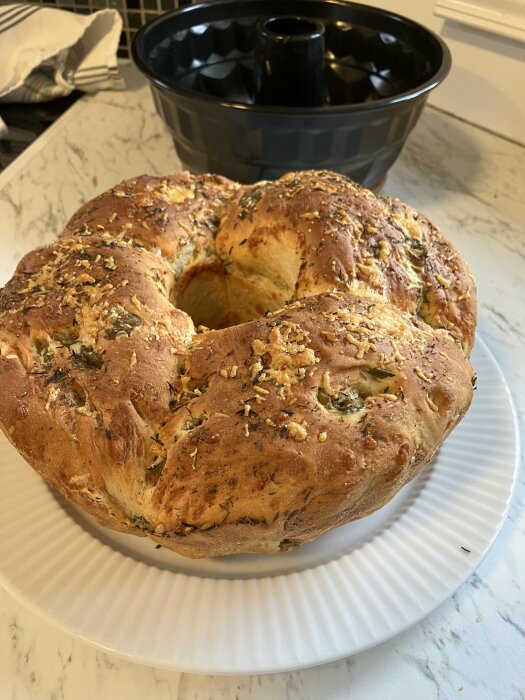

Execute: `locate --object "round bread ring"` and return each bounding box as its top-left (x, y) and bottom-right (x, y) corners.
top-left (0, 171), bottom-right (476, 557)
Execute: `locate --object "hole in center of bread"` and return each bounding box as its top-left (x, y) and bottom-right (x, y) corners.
top-left (177, 239), bottom-right (303, 330)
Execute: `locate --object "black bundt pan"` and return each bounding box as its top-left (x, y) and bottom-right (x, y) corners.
top-left (132, 0), bottom-right (451, 187)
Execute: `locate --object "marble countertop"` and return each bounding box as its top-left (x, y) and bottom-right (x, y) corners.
top-left (0, 66), bottom-right (524, 700)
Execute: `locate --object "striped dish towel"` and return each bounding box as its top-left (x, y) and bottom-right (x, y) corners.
top-left (0, 3), bottom-right (124, 135)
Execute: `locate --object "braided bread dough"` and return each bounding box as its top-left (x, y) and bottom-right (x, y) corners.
top-left (0, 171), bottom-right (476, 557)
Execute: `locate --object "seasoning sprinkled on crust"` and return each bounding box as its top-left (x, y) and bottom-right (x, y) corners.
top-left (0, 170), bottom-right (476, 557)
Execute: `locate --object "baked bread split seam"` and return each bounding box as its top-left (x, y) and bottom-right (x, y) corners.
top-left (0, 170), bottom-right (476, 557)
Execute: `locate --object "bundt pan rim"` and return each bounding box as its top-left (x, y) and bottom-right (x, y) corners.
top-left (131, 0), bottom-right (452, 116)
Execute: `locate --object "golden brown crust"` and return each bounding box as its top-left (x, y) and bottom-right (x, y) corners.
top-left (0, 170), bottom-right (476, 557)
top-left (218, 171), bottom-right (476, 353)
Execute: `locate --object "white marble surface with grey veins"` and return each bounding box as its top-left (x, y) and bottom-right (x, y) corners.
top-left (0, 66), bottom-right (524, 700)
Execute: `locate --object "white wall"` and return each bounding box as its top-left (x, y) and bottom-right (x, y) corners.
top-left (353, 0), bottom-right (525, 143)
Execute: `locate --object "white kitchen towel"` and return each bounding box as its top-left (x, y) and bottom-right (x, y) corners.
top-left (0, 3), bottom-right (124, 136)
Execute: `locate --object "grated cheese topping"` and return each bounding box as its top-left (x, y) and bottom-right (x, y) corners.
top-left (251, 321), bottom-right (318, 390)
top-left (286, 421), bottom-right (308, 441)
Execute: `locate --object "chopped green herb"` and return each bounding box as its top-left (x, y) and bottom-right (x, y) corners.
top-left (105, 307), bottom-right (142, 339)
top-left (238, 188), bottom-right (263, 219)
top-left (367, 367), bottom-right (396, 379)
top-left (317, 387), bottom-right (364, 413)
top-left (279, 539), bottom-right (300, 551)
top-left (54, 331), bottom-right (79, 347)
top-left (183, 415), bottom-right (206, 430)
top-left (71, 345), bottom-right (104, 371)
top-left (132, 516), bottom-right (155, 533)
top-left (44, 368), bottom-right (68, 385)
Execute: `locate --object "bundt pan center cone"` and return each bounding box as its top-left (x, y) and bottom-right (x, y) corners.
top-left (132, 0), bottom-right (451, 187)
top-left (0, 170), bottom-right (476, 558)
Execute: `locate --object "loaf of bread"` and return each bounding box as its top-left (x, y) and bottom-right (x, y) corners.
top-left (0, 170), bottom-right (476, 557)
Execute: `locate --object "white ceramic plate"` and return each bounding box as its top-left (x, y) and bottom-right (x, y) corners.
top-left (0, 336), bottom-right (518, 675)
